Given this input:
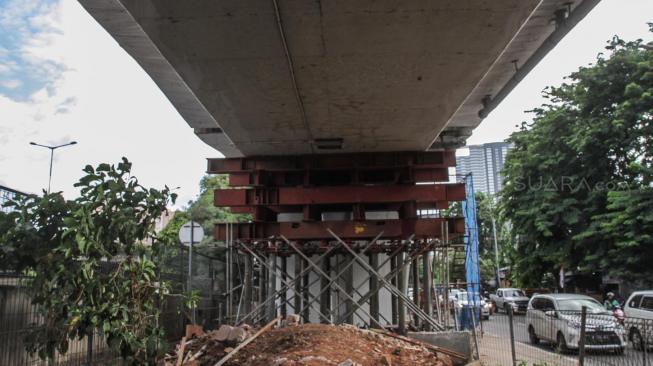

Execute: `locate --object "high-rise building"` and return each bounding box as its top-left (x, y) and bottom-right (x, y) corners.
top-left (456, 142), bottom-right (512, 195)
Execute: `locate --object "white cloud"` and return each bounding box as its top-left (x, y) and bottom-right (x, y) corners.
top-left (0, 0), bottom-right (220, 208)
top-left (1, 79), bottom-right (21, 89)
top-left (0, 0), bottom-right (651, 208)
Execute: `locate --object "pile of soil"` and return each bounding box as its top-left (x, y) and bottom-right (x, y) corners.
top-left (228, 323), bottom-right (450, 366)
top-left (163, 322), bottom-right (453, 366)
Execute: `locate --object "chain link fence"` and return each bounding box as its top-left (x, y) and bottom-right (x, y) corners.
top-left (476, 306), bottom-right (652, 366)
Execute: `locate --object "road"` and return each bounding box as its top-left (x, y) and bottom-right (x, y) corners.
top-left (479, 312), bottom-right (648, 366)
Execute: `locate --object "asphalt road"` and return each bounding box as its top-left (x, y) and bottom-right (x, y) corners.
top-left (480, 312), bottom-right (649, 366)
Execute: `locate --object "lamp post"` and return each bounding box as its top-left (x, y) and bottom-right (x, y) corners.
top-left (489, 197), bottom-right (501, 288)
top-left (29, 141), bottom-right (77, 193)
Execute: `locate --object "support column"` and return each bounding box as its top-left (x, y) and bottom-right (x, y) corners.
top-left (320, 254), bottom-right (331, 324)
top-left (397, 252), bottom-right (407, 335)
top-left (344, 255), bottom-right (354, 324)
top-left (302, 257), bottom-right (310, 323)
top-left (423, 250), bottom-right (433, 331)
top-left (266, 254), bottom-right (277, 321)
top-left (258, 256), bottom-right (267, 324)
top-left (280, 256), bottom-right (287, 318)
top-left (369, 253), bottom-right (380, 324)
top-left (390, 255), bottom-right (398, 326)
top-left (412, 257), bottom-right (420, 328)
top-left (243, 255), bottom-right (253, 317)
top-left (294, 255), bottom-right (302, 317)
top-left (225, 244), bottom-right (232, 322)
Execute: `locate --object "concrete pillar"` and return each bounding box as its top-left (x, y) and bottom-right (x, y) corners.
top-left (225, 249), bottom-right (232, 321)
top-left (257, 257), bottom-right (266, 324)
top-left (423, 251), bottom-right (433, 331)
top-left (280, 256), bottom-right (287, 318)
top-left (320, 254), bottom-right (331, 323)
top-left (369, 253), bottom-right (380, 324)
top-left (294, 255), bottom-right (302, 317)
top-left (412, 257), bottom-right (420, 328)
top-left (302, 257), bottom-right (310, 323)
top-left (344, 255), bottom-right (354, 324)
top-left (267, 254), bottom-right (277, 321)
top-left (397, 252), bottom-right (407, 335)
top-left (243, 255), bottom-right (253, 316)
top-left (390, 255), bottom-right (398, 325)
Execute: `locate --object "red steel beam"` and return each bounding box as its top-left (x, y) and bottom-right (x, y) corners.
top-left (207, 150), bottom-right (456, 173)
top-left (214, 218), bottom-right (465, 241)
top-left (225, 168), bottom-right (449, 187)
top-left (215, 183), bottom-right (465, 207)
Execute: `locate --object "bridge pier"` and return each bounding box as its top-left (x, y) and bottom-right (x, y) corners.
top-left (214, 151), bottom-right (465, 330)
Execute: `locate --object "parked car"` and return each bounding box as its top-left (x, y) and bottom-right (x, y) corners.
top-left (624, 290), bottom-right (653, 351)
top-left (453, 291), bottom-right (491, 320)
top-left (526, 294), bottom-right (627, 354)
top-left (490, 288), bottom-right (530, 314)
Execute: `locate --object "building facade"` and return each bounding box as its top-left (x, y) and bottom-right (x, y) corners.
top-left (456, 142), bottom-right (512, 195)
top-left (0, 185), bottom-right (24, 213)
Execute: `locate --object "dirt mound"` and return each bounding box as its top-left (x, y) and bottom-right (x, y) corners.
top-left (164, 322), bottom-right (452, 366)
top-left (228, 323), bottom-right (448, 366)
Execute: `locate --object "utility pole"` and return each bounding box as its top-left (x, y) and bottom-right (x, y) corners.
top-left (490, 198), bottom-right (501, 288)
top-left (29, 141), bottom-right (77, 193)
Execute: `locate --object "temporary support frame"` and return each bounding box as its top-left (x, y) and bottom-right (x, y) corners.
top-left (220, 231), bottom-right (449, 333)
top-left (212, 151), bottom-right (466, 332)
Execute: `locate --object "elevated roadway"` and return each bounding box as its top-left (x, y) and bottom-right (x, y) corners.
top-left (79, 0), bottom-right (599, 157)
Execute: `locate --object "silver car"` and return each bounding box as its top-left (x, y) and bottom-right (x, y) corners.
top-left (624, 290), bottom-right (653, 350)
top-left (526, 294), bottom-right (627, 353)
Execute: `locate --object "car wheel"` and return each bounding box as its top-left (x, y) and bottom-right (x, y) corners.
top-left (504, 304), bottom-right (510, 314)
top-left (556, 332), bottom-right (569, 354)
top-left (614, 347), bottom-right (624, 355)
top-left (632, 328), bottom-right (644, 351)
top-left (483, 315), bottom-right (489, 321)
top-left (528, 325), bottom-right (539, 345)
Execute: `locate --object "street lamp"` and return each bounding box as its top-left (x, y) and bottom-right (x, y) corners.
top-left (29, 141), bottom-right (77, 193)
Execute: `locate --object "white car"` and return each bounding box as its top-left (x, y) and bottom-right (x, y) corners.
top-left (624, 290), bottom-right (653, 350)
top-left (526, 294), bottom-right (627, 354)
top-left (453, 291), bottom-right (491, 320)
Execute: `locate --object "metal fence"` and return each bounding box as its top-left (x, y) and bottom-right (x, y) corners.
top-left (0, 245), bottom-right (226, 366)
top-left (0, 274), bottom-right (122, 366)
top-left (475, 306), bottom-right (652, 366)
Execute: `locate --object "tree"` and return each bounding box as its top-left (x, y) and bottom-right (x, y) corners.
top-left (0, 158), bottom-right (176, 364)
top-left (501, 29), bottom-right (653, 287)
top-left (440, 192), bottom-right (516, 287)
top-left (185, 174), bottom-right (249, 244)
top-left (474, 192), bottom-right (517, 286)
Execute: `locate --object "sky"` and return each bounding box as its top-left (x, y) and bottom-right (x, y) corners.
top-left (0, 0), bottom-right (651, 208)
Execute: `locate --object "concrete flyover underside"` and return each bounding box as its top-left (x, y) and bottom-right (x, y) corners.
top-left (79, 0), bottom-right (599, 157)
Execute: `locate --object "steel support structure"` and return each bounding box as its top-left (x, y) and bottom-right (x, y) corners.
top-left (213, 151), bottom-right (464, 331)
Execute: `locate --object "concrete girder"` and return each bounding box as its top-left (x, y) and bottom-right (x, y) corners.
top-left (78, 0), bottom-right (600, 156)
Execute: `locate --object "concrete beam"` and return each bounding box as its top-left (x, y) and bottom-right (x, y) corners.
top-left (78, 0), bottom-right (598, 156)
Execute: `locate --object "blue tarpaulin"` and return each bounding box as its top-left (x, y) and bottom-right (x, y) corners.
top-left (461, 174), bottom-right (481, 330)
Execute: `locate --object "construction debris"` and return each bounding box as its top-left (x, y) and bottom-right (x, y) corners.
top-left (162, 315), bottom-right (457, 366)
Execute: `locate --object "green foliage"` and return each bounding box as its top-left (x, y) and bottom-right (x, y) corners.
top-left (501, 30), bottom-right (653, 287)
top-left (0, 158), bottom-right (177, 364)
top-left (186, 175), bottom-right (249, 237)
top-left (472, 192), bottom-right (517, 287)
top-left (177, 174), bottom-right (250, 259)
top-left (436, 193), bottom-right (515, 286)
